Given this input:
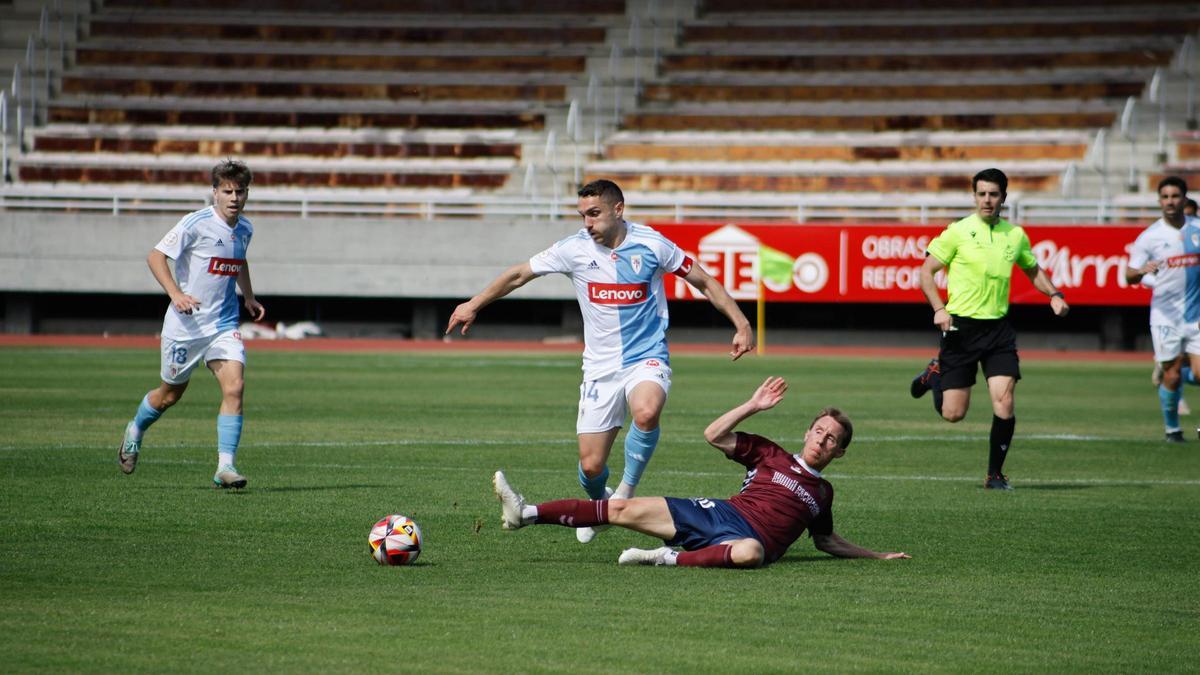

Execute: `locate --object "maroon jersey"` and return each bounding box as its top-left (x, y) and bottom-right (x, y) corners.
top-left (726, 432), bottom-right (834, 563)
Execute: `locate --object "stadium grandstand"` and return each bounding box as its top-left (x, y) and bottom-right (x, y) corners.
top-left (0, 0), bottom-right (1198, 347)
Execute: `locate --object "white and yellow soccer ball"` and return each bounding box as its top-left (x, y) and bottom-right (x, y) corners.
top-left (369, 514), bottom-right (422, 566)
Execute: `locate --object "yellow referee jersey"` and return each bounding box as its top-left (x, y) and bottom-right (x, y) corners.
top-left (925, 213), bottom-right (1038, 319)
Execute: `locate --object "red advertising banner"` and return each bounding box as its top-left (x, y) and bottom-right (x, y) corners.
top-left (651, 222), bottom-right (1149, 306)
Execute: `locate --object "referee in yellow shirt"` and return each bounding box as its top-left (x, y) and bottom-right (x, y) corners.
top-left (910, 168), bottom-right (1070, 490)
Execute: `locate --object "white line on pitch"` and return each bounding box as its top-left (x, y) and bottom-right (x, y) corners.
top-left (0, 432), bottom-right (1134, 453)
top-left (29, 455), bottom-right (1198, 487)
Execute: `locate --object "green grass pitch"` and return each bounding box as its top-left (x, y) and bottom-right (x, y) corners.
top-left (1, 345), bottom-right (1197, 672)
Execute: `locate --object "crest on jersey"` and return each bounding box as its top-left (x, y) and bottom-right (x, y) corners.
top-left (631, 254), bottom-right (643, 275)
top-left (1192, 233), bottom-right (1199, 247)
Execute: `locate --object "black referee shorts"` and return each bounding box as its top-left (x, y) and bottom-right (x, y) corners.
top-left (936, 315), bottom-right (1021, 391)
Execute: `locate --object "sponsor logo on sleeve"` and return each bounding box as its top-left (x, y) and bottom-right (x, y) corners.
top-left (588, 282), bottom-right (649, 305)
top-left (208, 257), bottom-right (245, 276)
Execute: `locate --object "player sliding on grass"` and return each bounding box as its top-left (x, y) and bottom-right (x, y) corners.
top-left (492, 376), bottom-right (909, 568)
top-left (117, 160), bottom-right (265, 489)
top-left (450, 179), bottom-right (753, 545)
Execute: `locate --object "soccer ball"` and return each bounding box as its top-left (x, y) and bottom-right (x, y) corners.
top-left (369, 514), bottom-right (422, 566)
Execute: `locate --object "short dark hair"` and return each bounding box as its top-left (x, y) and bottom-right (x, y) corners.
top-left (211, 159), bottom-right (252, 189)
top-left (1187, 198), bottom-right (1198, 211)
top-left (972, 168), bottom-right (1008, 197)
top-left (1158, 176), bottom-right (1188, 196)
top-left (577, 179), bottom-right (624, 205)
top-left (810, 406), bottom-right (853, 450)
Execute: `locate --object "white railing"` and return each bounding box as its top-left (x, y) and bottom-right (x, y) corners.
top-left (0, 91), bottom-right (7, 183)
top-left (3, 1), bottom-right (85, 182)
top-left (1179, 35), bottom-right (1196, 130)
top-left (0, 186), bottom-right (1164, 224)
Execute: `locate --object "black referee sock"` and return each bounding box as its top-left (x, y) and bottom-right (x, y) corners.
top-left (989, 415), bottom-right (1016, 475)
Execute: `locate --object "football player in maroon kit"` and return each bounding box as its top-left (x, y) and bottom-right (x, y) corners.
top-left (492, 376), bottom-right (909, 568)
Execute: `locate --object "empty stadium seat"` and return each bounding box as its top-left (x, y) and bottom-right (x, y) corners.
top-left (599, 1), bottom-right (1196, 202)
top-left (20, 1), bottom-right (623, 191)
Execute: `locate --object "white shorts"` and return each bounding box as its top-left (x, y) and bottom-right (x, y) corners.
top-left (577, 359), bottom-right (672, 434)
top-left (160, 329), bottom-right (246, 385)
top-left (1151, 323), bottom-right (1200, 363)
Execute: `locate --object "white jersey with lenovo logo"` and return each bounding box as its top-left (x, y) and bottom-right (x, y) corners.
top-left (154, 206), bottom-right (254, 340)
top-left (530, 221), bottom-right (692, 379)
top-left (1128, 216), bottom-right (1200, 326)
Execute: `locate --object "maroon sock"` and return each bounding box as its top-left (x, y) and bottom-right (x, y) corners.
top-left (675, 544), bottom-right (734, 568)
top-left (534, 499), bottom-right (609, 527)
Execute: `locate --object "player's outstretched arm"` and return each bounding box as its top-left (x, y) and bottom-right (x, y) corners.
top-left (704, 376), bottom-right (787, 455)
top-left (147, 249), bottom-right (201, 315)
top-left (812, 532), bottom-right (910, 560)
top-left (446, 262), bottom-right (538, 336)
top-left (681, 264), bottom-right (753, 360)
top-left (236, 261), bottom-right (266, 322)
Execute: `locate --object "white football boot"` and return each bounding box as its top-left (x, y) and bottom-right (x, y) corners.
top-left (212, 465), bottom-right (248, 489)
top-left (492, 470), bottom-right (527, 530)
top-left (118, 421), bottom-right (140, 474)
top-left (618, 546), bottom-right (676, 566)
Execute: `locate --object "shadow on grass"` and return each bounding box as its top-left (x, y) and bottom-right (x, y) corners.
top-left (1010, 484), bottom-right (1098, 491)
top-left (769, 555), bottom-right (843, 565)
top-left (253, 484), bottom-right (393, 493)
top-left (167, 484), bottom-right (393, 493)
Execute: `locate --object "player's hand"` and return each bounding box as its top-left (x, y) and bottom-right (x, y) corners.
top-left (1050, 295), bottom-right (1069, 317)
top-left (244, 297), bottom-right (266, 322)
top-left (446, 302), bottom-right (477, 336)
top-left (933, 308), bottom-right (953, 332)
top-left (878, 552), bottom-right (911, 559)
top-left (749, 376), bottom-right (787, 411)
top-left (1141, 260), bottom-right (1162, 275)
top-left (730, 325), bottom-right (754, 360)
top-left (171, 293), bottom-right (201, 315)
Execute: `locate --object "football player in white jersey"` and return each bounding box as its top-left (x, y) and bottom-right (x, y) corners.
top-left (1126, 176), bottom-right (1200, 442)
top-left (447, 179), bottom-right (753, 543)
top-left (118, 160), bottom-right (266, 487)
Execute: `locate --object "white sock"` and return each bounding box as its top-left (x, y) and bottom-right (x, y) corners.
top-left (521, 505), bottom-right (538, 525)
top-left (129, 424), bottom-right (144, 442)
top-left (612, 482), bottom-right (635, 499)
top-left (218, 452), bottom-right (235, 468)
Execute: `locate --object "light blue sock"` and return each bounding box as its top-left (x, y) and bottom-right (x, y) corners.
top-left (1159, 385), bottom-right (1181, 432)
top-left (621, 424), bottom-right (661, 488)
top-left (132, 394), bottom-right (163, 436)
top-left (578, 463), bottom-right (609, 500)
top-left (1183, 366), bottom-right (1196, 385)
top-left (217, 415), bottom-right (243, 467)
